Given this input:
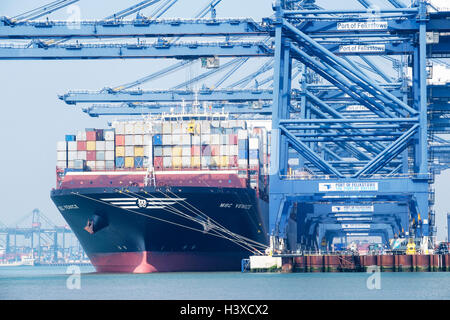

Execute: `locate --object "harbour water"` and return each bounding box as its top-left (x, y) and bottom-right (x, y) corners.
top-left (0, 266), bottom-right (449, 300)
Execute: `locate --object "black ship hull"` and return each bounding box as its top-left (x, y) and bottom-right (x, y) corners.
top-left (51, 186), bottom-right (269, 273)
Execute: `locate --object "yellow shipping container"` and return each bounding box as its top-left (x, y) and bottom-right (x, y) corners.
top-left (115, 146), bottom-right (125, 157)
top-left (134, 146), bottom-right (144, 157)
top-left (211, 156), bottom-right (220, 167)
top-left (191, 156), bottom-right (201, 168)
top-left (86, 141), bottom-right (96, 151)
top-left (172, 156), bottom-right (182, 168)
top-left (125, 157), bottom-right (134, 168)
top-left (172, 146), bottom-right (182, 157)
top-left (220, 156), bottom-right (229, 168)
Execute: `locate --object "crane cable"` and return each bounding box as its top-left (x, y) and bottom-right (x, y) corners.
top-left (71, 191), bottom-right (264, 255)
top-left (123, 189), bottom-right (267, 252)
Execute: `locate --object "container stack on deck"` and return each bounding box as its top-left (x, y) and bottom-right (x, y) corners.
top-left (56, 118), bottom-right (271, 179)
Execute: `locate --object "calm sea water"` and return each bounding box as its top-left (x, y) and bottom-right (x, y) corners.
top-left (0, 266), bottom-right (449, 300)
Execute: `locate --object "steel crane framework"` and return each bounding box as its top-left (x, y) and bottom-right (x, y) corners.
top-left (1, 0), bottom-right (449, 250)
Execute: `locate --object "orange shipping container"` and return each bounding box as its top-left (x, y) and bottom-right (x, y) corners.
top-left (125, 157), bottom-right (134, 168)
top-left (134, 146), bottom-right (144, 157)
top-left (191, 156), bottom-right (201, 168)
top-left (116, 146), bottom-right (125, 157)
top-left (86, 141), bottom-right (96, 151)
top-left (172, 156), bottom-right (182, 168)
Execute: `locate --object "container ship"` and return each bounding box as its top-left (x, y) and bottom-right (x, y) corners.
top-left (50, 114), bottom-right (271, 273)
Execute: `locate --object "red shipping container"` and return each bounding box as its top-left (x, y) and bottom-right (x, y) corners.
top-left (154, 157), bottom-right (163, 169)
top-left (115, 135), bottom-right (125, 146)
top-left (87, 151), bottom-right (96, 161)
top-left (191, 145), bottom-right (201, 156)
top-left (229, 134), bottom-right (238, 145)
top-left (77, 141), bottom-right (87, 151)
top-left (211, 145), bottom-right (220, 156)
top-left (86, 131), bottom-right (97, 141)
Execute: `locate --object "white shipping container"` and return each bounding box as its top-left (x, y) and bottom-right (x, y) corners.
top-left (171, 134), bottom-right (181, 145)
top-left (76, 131), bottom-right (87, 141)
top-left (134, 135), bottom-right (144, 145)
top-left (162, 134), bottom-right (172, 145)
top-left (125, 135), bottom-right (134, 145)
top-left (238, 129), bottom-right (248, 139)
top-left (86, 161), bottom-right (96, 169)
top-left (220, 145), bottom-right (229, 156)
top-left (105, 151), bottom-right (115, 161)
top-left (67, 161), bottom-right (75, 169)
top-left (104, 130), bottom-right (115, 141)
top-left (67, 151), bottom-right (77, 161)
top-left (238, 159), bottom-right (248, 168)
top-left (143, 135), bottom-right (151, 145)
top-left (67, 141), bottom-right (77, 151)
top-left (249, 138), bottom-right (259, 150)
top-left (249, 158), bottom-right (259, 166)
top-left (113, 122), bottom-right (125, 135)
top-left (163, 157), bottom-right (172, 168)
top-left (105, 160), bottom-right (115, 170)
top-left (134, 122), bottom-right (144, 134)
top-left (125, 146), bottom-right (134, 157)
top-left (56, 161), bottom-right (67, 169)
top-left (57, 141), bottom-right (67, 151)
top-left (172, 123), bottom-right (182, 134)
top-left (181, 134), bottom-right (191, 145)
top-left (57, 151), bottom-right (67, 161)
top-left (201, 134), bottom-right (211, 145)
top-left (125, 123), bottom-right (135, 134)
top-left (210, 134), bottom-right (220, 145)
top-left (96, 161), bottom-right (105, 170)
top-left (105, 141), bottom-right (115, 151)
top-left (163, 146), bottom-right (172, 156)
top-left (201, 122), bottom-right (211, 134)
top-left (162, 122), bottom-right (172, 134)
top-left (192, 135), bottom-right (201, 145)
top-left (182, 146), bottom-right (191, 157)
top-left (229, 145), bottom-right (238, 156)
top-left (288, 158), bottom-right (300, 166)
top-left (182, 157), bottom-right (191, 168)
top-left (96, 141), bottom-right (106, 151)
top-left (77, 151), bottom-right (87, 160)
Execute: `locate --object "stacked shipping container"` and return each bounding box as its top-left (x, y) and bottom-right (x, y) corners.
top-left (57, 119), bottom-right (270, 174)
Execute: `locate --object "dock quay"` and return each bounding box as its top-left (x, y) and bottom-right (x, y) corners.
top-left (244, 254), bottom-right (450, 273)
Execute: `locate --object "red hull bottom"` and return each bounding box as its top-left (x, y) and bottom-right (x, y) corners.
top-left (89, 251), bottom-right (246, 273)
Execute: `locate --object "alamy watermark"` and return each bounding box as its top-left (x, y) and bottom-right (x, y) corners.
top-left (366, 265), bottom-right (381, 290)
top-left (66, 265), bottom-right (81, 290)
top-left (66, 4), bottom-right (81, 30)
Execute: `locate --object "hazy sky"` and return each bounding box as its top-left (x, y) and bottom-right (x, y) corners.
top-left (0, 0), bottom-right (448, 241)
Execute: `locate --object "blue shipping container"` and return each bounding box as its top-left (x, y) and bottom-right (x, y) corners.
top-left (238, 149), bottom-right (248, 159)
top-left (65, 135), bottom-right (76, 142)
top-left (153, 134), bottom-right (163, 145)
top-left (238, 139), bottom-right (248, 150)
top-left (115, 157), bottom-right (125, 168)
top-left (135, 156), bottom-right (144, 168)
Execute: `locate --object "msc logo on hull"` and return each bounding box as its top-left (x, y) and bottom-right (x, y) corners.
top-left (100, 196), bottom-right (186, 210)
